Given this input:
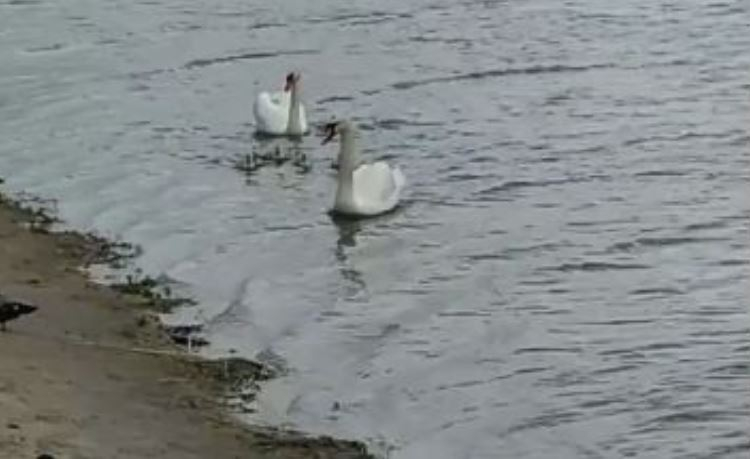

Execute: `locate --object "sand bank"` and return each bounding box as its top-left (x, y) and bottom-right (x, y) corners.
top-left (0, 194), bottom-right (371, 459)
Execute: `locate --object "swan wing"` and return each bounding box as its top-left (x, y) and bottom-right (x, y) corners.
top-left (352, 161), bottom-right (405, 215)
top-left (253, 91), bottom-right (290, 134)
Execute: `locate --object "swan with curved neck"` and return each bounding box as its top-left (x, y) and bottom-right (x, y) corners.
top-left (253, 72), bottom-right (308, 136)
top-left (322, 120), bottom-right (405, 217)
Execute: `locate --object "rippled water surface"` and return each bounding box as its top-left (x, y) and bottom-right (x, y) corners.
top-left (1, 0), bottom-right (749, 457)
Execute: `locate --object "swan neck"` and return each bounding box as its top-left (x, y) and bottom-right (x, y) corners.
top-left (286, 83), bottom-right (302, 134)
top-left (335, 130), bottom-right (357, 208)
top-left (337, 129), bottom-right (359, 177)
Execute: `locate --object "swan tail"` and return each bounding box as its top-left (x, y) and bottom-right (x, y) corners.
top-left (392, 166), bottom-right (406, 194)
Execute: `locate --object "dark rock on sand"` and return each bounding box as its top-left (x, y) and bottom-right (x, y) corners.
top-left (0, 294), bottom-right (37, 331)
top-left (163, 323), bottom-right (210, 348)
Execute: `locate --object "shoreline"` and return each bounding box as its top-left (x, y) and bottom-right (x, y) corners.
top-left (0, 190), bottom-right (372, 459)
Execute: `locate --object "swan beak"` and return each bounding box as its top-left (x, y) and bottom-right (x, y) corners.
top-left (284, 72), bottom-right (300, 92)
top-left (284, 72), bottom-right (295, 92)
top-left (321, 122), bottom-right (337, 145)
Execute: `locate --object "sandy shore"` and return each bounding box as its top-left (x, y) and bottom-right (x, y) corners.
top-left (0, 195), bottom-right (371, 459)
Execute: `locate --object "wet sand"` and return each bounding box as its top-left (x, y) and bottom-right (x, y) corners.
top-left (0, 196), bottom-right (370, 459)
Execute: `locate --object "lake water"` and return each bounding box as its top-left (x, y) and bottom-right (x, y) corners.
top-left (1, 0), bottom-right (748, 457)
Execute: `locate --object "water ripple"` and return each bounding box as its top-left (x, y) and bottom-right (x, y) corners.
top-left (390, 63), bottom-right (615, 90)
top-left (545, 262), bottom-right (650, 272)
top-left (184, 49), bottom-right (319, 69)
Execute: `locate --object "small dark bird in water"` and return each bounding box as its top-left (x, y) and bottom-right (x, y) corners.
top-left (0, 294), bottom-right (37, 331)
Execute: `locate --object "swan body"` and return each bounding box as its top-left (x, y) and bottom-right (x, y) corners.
top-left (323, 120), bottom-right (405, 217)
top-left (253, 73), bottom-right (308, 136)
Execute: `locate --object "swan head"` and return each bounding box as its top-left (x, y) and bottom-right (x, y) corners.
top-left (284, 72), bottom-right (301, 91)
top-left (321, 119), bottom-right (353, 145)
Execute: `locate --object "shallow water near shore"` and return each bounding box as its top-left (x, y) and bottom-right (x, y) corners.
top-left (1, 0), bottom-right (748, 457)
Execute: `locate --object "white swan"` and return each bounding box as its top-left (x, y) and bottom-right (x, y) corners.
top-left (253, 72), bottom-right (308, 136)
top-left (322, 120), bottom-right (405, 217)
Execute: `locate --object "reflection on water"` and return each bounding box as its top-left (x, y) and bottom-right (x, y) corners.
top-left (1, 0), bottom-right (749, 457)
top-left (332, 215), bottom-right (366, 296)
top-left (333, 214), bottom-right (362, 249)
top-left (231, 138), bottom-right (311, 179)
